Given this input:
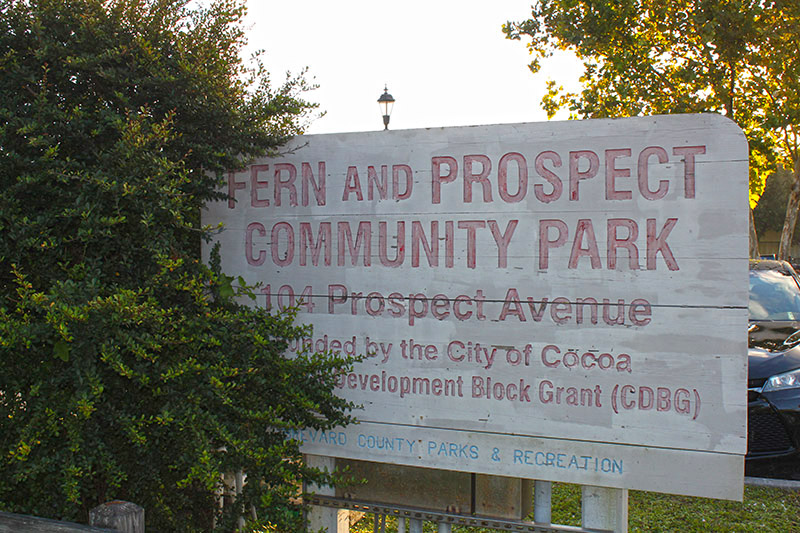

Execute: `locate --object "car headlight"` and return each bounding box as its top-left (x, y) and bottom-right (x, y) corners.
top-left (762, 368), bottom-right (800, 392)
top-left (783, 329), bottom-right (800, 348)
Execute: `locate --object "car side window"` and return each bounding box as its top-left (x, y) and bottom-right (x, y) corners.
top-left (749, 269), bottom-right (800, 320)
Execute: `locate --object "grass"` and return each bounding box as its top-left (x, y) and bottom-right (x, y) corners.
top-left (349, 483), bottom-right (800, 532)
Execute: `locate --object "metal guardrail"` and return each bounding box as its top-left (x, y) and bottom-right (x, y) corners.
top-left (0, 511), bottom-right (115, 533)
top-left (307, 494), bottom-right (611, 533)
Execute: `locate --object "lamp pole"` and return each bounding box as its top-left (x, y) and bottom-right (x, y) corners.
top-left (378, 86), bottom-right (395, 130)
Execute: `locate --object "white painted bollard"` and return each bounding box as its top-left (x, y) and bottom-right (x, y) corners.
top-left (581, 486), bottom-right (628, 533)
top-left (305, 455), bottom-right (350, 533)
top-left (408, 518), bottom-right (423, 533)
top-left (534, 480), bottom-right (552, 524)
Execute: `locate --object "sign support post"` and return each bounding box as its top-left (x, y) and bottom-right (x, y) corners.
top-left (305, 455), bottom-right (349, 533)
top-left (582, 486), bottom-right (628, 533)
top-left (534, 480), bottom-right (552, 525)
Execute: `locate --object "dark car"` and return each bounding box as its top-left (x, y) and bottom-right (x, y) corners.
top-left (746, 259), bottom-right (800, 479)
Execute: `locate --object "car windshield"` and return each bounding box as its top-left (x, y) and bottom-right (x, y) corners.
top-left (749, 268), bottom-right (800, 320)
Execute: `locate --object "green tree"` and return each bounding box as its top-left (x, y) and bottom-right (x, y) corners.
top-left (0, 1), bottom-right (355, 531)
top-left (752, 3), bottom-right (800, 259)
top-left (504, 0), bottom-right (800, 259)
top-left (754, 170), bottom-right (793, 241)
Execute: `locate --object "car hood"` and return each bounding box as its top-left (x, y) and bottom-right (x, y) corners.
top-left (749, 321), bottom-right (800, 381)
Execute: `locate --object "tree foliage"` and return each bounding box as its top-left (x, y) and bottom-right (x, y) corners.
top-left (753, 169), bottom-right (800, 247)
top-left (0, 1), bottom-right (354, 531)
top-left (504, 0), bottom-right (800, 258)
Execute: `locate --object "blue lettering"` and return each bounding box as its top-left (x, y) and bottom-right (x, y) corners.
top-left (469, 445), bottom-right (479, 459)
top-left (507, 449), bottom-right (622, 476)
top-left (425, 440), bottom-right (478, 459)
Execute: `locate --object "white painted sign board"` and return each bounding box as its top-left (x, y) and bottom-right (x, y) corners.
top-left (202, 114), bottom-right (749, 500)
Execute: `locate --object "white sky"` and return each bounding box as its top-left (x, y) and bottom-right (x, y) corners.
top-left (243, 0), bottom-right (583, 134)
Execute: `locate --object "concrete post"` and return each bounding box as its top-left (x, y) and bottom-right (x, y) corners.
top-left (581, 486), bottom-right (628, 533)
top-left (304, 455), bottom-right (350, 533)
top-left (89, 501), bottom-right (144, 533)
top-left (534, 480), bottom-right (552, 525)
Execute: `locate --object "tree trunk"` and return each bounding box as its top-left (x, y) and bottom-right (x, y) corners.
top-left (778, 159), bottom-right (800, 260)
top-left (749, 206), bottom-right (760, 258)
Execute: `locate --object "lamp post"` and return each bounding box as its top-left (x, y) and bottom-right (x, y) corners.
top-left (378, 86), bottom-right (395, 130)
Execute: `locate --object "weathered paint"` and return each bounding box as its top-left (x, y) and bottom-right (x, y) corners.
top-left (203, 114), bottom-right (749, 500)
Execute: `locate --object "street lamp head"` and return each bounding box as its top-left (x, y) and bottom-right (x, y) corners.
top-left (377, 85), bottom-right (395, 130)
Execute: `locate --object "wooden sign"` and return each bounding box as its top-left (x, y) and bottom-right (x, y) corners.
top-left (202, 114), bottom-right (749, 500)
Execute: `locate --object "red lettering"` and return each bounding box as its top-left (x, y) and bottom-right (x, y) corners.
top-left (453, 295), bottom-right (473, 320)
top-left (431, 156), bottom-right (457, 204)
top-left (245, 222), bottom-right (266, 266)
top-left (569, 150), bottom-right (599, 201)
top-left (299, 222), bottom-right (331, 266)
top-left (638, 147), bottom-right (669, 200)
top-left (605, 148), bottom-right (632, 200)
top-left (250, 164), bottom-right (270, 207)
top-left (488, 220), bottom-right (518, 268)
top-left (463, 154), bottom-right (492, 203)
top-left (270, 222), bottom-right (294, 267)
top-left (534, 151), bottom-right (562, 203)
top-left (431, 294), bottom-right (450, 320)
top-left (646, 218), bottom-right (679, 270)
top-left (568, 219), bottom-right (601, 269)
top-left (607, 219), bottom-right (639, 270)
top-left (458, 220), bottom-right (486, 269)
top-left (228, 170), bottom-right (246, 209)
top-left (301, 162), bottom-right (326, 206)
top-left (393, 164), bottom-right (413, 200)
top-left (274, 163), bottom-right (297, 206)
top-left (539, 219), bottom-right (568, 269)
top-left (498, 152), bottom-right (528, 203)
top-left (550, 297), bottom-right (572, 324)
top-left (343, 166), bottom-right (363, 201)
top-left (368, 165), bottom-right (388, 200)
top-left (541, 345), bottom-right (560, 368)
top-left (378, 221), bottom-right (405, 267)
top-left (337, 221), bottom-right (371, 266)
top-left (411, 221), bottom-right (438, 267)
top-left (673, 146), bottom-right (705, 199)
top-left (499, 288), bottom-right (526, 322)
top-left (328, 284), bottom-right (347, 314)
